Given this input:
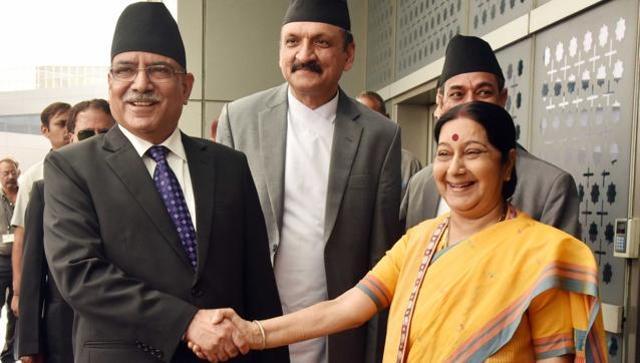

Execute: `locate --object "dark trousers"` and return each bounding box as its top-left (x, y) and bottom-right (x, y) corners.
top-left (0, 255), bottom-right (15, 363)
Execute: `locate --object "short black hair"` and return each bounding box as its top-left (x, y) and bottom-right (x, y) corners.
top-left (434, 101), bottom-right (517, 200)
top-left (67, 99), bottom-right (113, 133)
top-left (357, 91), bottom-right (387, 115)
top-left (40, 102), bottom-right (71, 128)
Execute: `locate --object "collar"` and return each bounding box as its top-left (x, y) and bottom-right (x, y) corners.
top-left (118, 125), bottom-right (187, 162)
top-left (287, 88), bottom-right (339, 123)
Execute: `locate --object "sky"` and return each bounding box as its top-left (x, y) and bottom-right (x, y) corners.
top-left (0, 0), bottom-right (176, 68)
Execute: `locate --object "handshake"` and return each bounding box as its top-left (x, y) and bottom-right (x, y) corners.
top-left (184, 308), bottom-right (265, 362)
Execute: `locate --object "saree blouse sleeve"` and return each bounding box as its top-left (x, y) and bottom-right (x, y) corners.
top-left (528, 288), bottom-right (575, 359)
top-left (356, 233), bottom-right (409, 312)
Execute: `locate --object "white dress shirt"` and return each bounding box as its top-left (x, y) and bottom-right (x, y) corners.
top-left (11, 161), bottom-right (43, 227)
top-left (274, 90), bottom-right (338, 363)
top-left (119, 125), bottom-right (197, 227)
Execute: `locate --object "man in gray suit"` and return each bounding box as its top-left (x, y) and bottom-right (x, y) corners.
top-left (356, 91), bottom-right (422, 199)
top-left (218, 1), bottom-right (402, 362)
top-left (43, 3), bottom-right (287, 362)
top-left (401, 35), bottom-right (580, 237)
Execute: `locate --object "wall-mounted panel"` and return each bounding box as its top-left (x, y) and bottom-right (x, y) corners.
top-left (395, 0), bottom-right (468, 80)
top-left (470, 0), bottom-right (533, 37)
top-left (531, 1), bottom-right (638, 360)
top-left (366, 0), bottom-right (395, 90)
top-left (495, 38), bottom-right (532, 149)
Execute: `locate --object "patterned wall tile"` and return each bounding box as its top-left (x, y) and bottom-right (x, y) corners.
top-left (531, 1), bottom-right (638, 360)
top-left (366, 0), bottom-right (395, 90)
top-left (470, 0), bottom-right (533, 37)
top-left (495, 38), bottom-right (532, 149)
top-left (395, 0), bottom-right (468, 79)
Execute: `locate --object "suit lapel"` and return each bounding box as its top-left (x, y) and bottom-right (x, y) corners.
top-left (426, 177), bottom-right (440, 219)
top-left (103, 127), bottom-right (192, 270)
top-left (259, 84), bottom-right (288, 232)
top-left (324, 92), bottom-right (363, 242)
top-left (182, 134), bottom-right (215, 280)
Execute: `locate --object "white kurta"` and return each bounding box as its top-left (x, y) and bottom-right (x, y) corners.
top-left (274, 90), bottom-right (337, 363)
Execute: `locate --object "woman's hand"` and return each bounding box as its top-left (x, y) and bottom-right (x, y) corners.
top-left (186, 308), bottom-right (263, 361)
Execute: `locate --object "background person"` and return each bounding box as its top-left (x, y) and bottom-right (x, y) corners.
top-left (400, 35), bottom-right (580, 238)
top-left (0, 158), bottom-right (19, 363)
top-left (10, 102), bottom-right (70, 318)
top-left (356, 91), bottom-right (422, 199)
top-left (17, 98), bottom-right (115, 363)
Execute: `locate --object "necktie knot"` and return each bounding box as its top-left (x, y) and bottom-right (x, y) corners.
top-left (147, 145), bottom-right (168, 163)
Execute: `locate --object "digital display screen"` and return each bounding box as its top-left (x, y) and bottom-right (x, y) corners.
top-left (616, 221), bottom-right (626, 235)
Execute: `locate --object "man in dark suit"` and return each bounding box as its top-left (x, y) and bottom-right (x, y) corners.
top-left (400, 35), bottom-right (580, 237)
top-left (218, 1), bottom-right (402, 362)
top-left (42, 3), bottom-right (287, 362)
top-left (18, 99), bottom-right (115, 363)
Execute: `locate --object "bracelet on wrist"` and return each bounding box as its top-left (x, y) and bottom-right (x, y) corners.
top-left (253, 320), bottom-right (266, 350)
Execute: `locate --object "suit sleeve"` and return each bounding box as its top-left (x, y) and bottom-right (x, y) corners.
top-left (217, 104), bottom-right (235, 148)
top-left (540, 172), bottom-right (581, 239)
top-left (17, 181), bottom-right (46, 357)
top-left (240, 154), bottom-right (289, 362)
top-left (43, 152), bottom-right (198, 362)
top-left (366, 125), bottom-right (403, 363)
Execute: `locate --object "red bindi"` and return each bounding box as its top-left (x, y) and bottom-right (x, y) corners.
top-left (452, 133), bottom-right (459, 141)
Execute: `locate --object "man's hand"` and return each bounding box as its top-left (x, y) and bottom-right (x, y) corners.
top-left (11, 295), bottom-right (18, 317)
top-left (184, 309), bottom-right (250, 362)
top-left (20, 354), bottom-right (44, 363)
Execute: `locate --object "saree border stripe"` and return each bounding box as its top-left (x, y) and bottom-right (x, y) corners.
top-left (445, 261), bottom-right (600, 362)
top-left (357, 275), bottom-right (392, 309)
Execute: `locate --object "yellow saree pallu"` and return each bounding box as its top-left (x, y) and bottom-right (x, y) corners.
top-left (357, 211), bottom-right (606, 363)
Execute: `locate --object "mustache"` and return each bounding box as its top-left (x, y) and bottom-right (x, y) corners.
top-left (291, 61), bottom-right (322, 74)
top-left (123, 92), bottom-right (161, 103)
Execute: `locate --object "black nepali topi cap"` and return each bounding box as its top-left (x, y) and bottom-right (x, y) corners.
top-left (283, 0), bottom-right (351, 31)
top-left (438, 35), bottom-right (503, 87)
top-left (111, 2), bottom-right (186, 69)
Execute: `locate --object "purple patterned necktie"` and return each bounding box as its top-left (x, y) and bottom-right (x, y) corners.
top-left (147, 145), bottom-right (197, 269)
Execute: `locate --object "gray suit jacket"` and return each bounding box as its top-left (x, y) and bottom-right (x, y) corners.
top-left (401, 146), bottom-right (581, 237)
top-left (43, 127), bottom-right (288, 363)
top-left (218, 83), bottom-right (403, 363)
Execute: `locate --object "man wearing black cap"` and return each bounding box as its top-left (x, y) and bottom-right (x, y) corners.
top-left (401, 35), bottom-right (580, 238)
top-left (218, 1), bottom-right (402, 362)
top-left (42, 2), bottom-right (287, 362)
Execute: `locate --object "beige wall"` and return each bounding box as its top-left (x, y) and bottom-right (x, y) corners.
top-left (176, 0), bottom-right (367, 138)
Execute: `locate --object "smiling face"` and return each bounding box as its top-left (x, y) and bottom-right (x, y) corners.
top-left (435, 72), bottom-right (507, 118)
top-left (433, 117), bottom-right (514, 219)
top-left (279, 21), bottom-right (355, 108)
top-left (108, 51), bottom-right (194, 144)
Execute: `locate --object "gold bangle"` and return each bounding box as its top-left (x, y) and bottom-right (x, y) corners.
top-left (253, 320), bottom-right (266, 350)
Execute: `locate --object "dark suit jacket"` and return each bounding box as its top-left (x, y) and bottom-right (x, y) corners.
top-left (218, 84), bottom-right (403, 363)
top-left (18, 180), bottom-right (73, 363)
top-left (401, 146), bottom-right (581, 237)
top-left (43, 127), bottom-right (288, 363)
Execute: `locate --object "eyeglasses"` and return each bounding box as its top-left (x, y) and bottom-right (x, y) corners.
top-left (110, 64), bottom-right (186, 82)
top-left (77, 128), bottom-right (110, 141)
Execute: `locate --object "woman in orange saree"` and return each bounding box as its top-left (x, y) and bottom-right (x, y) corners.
top-left (191, 101), bottom-right (606, 363)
